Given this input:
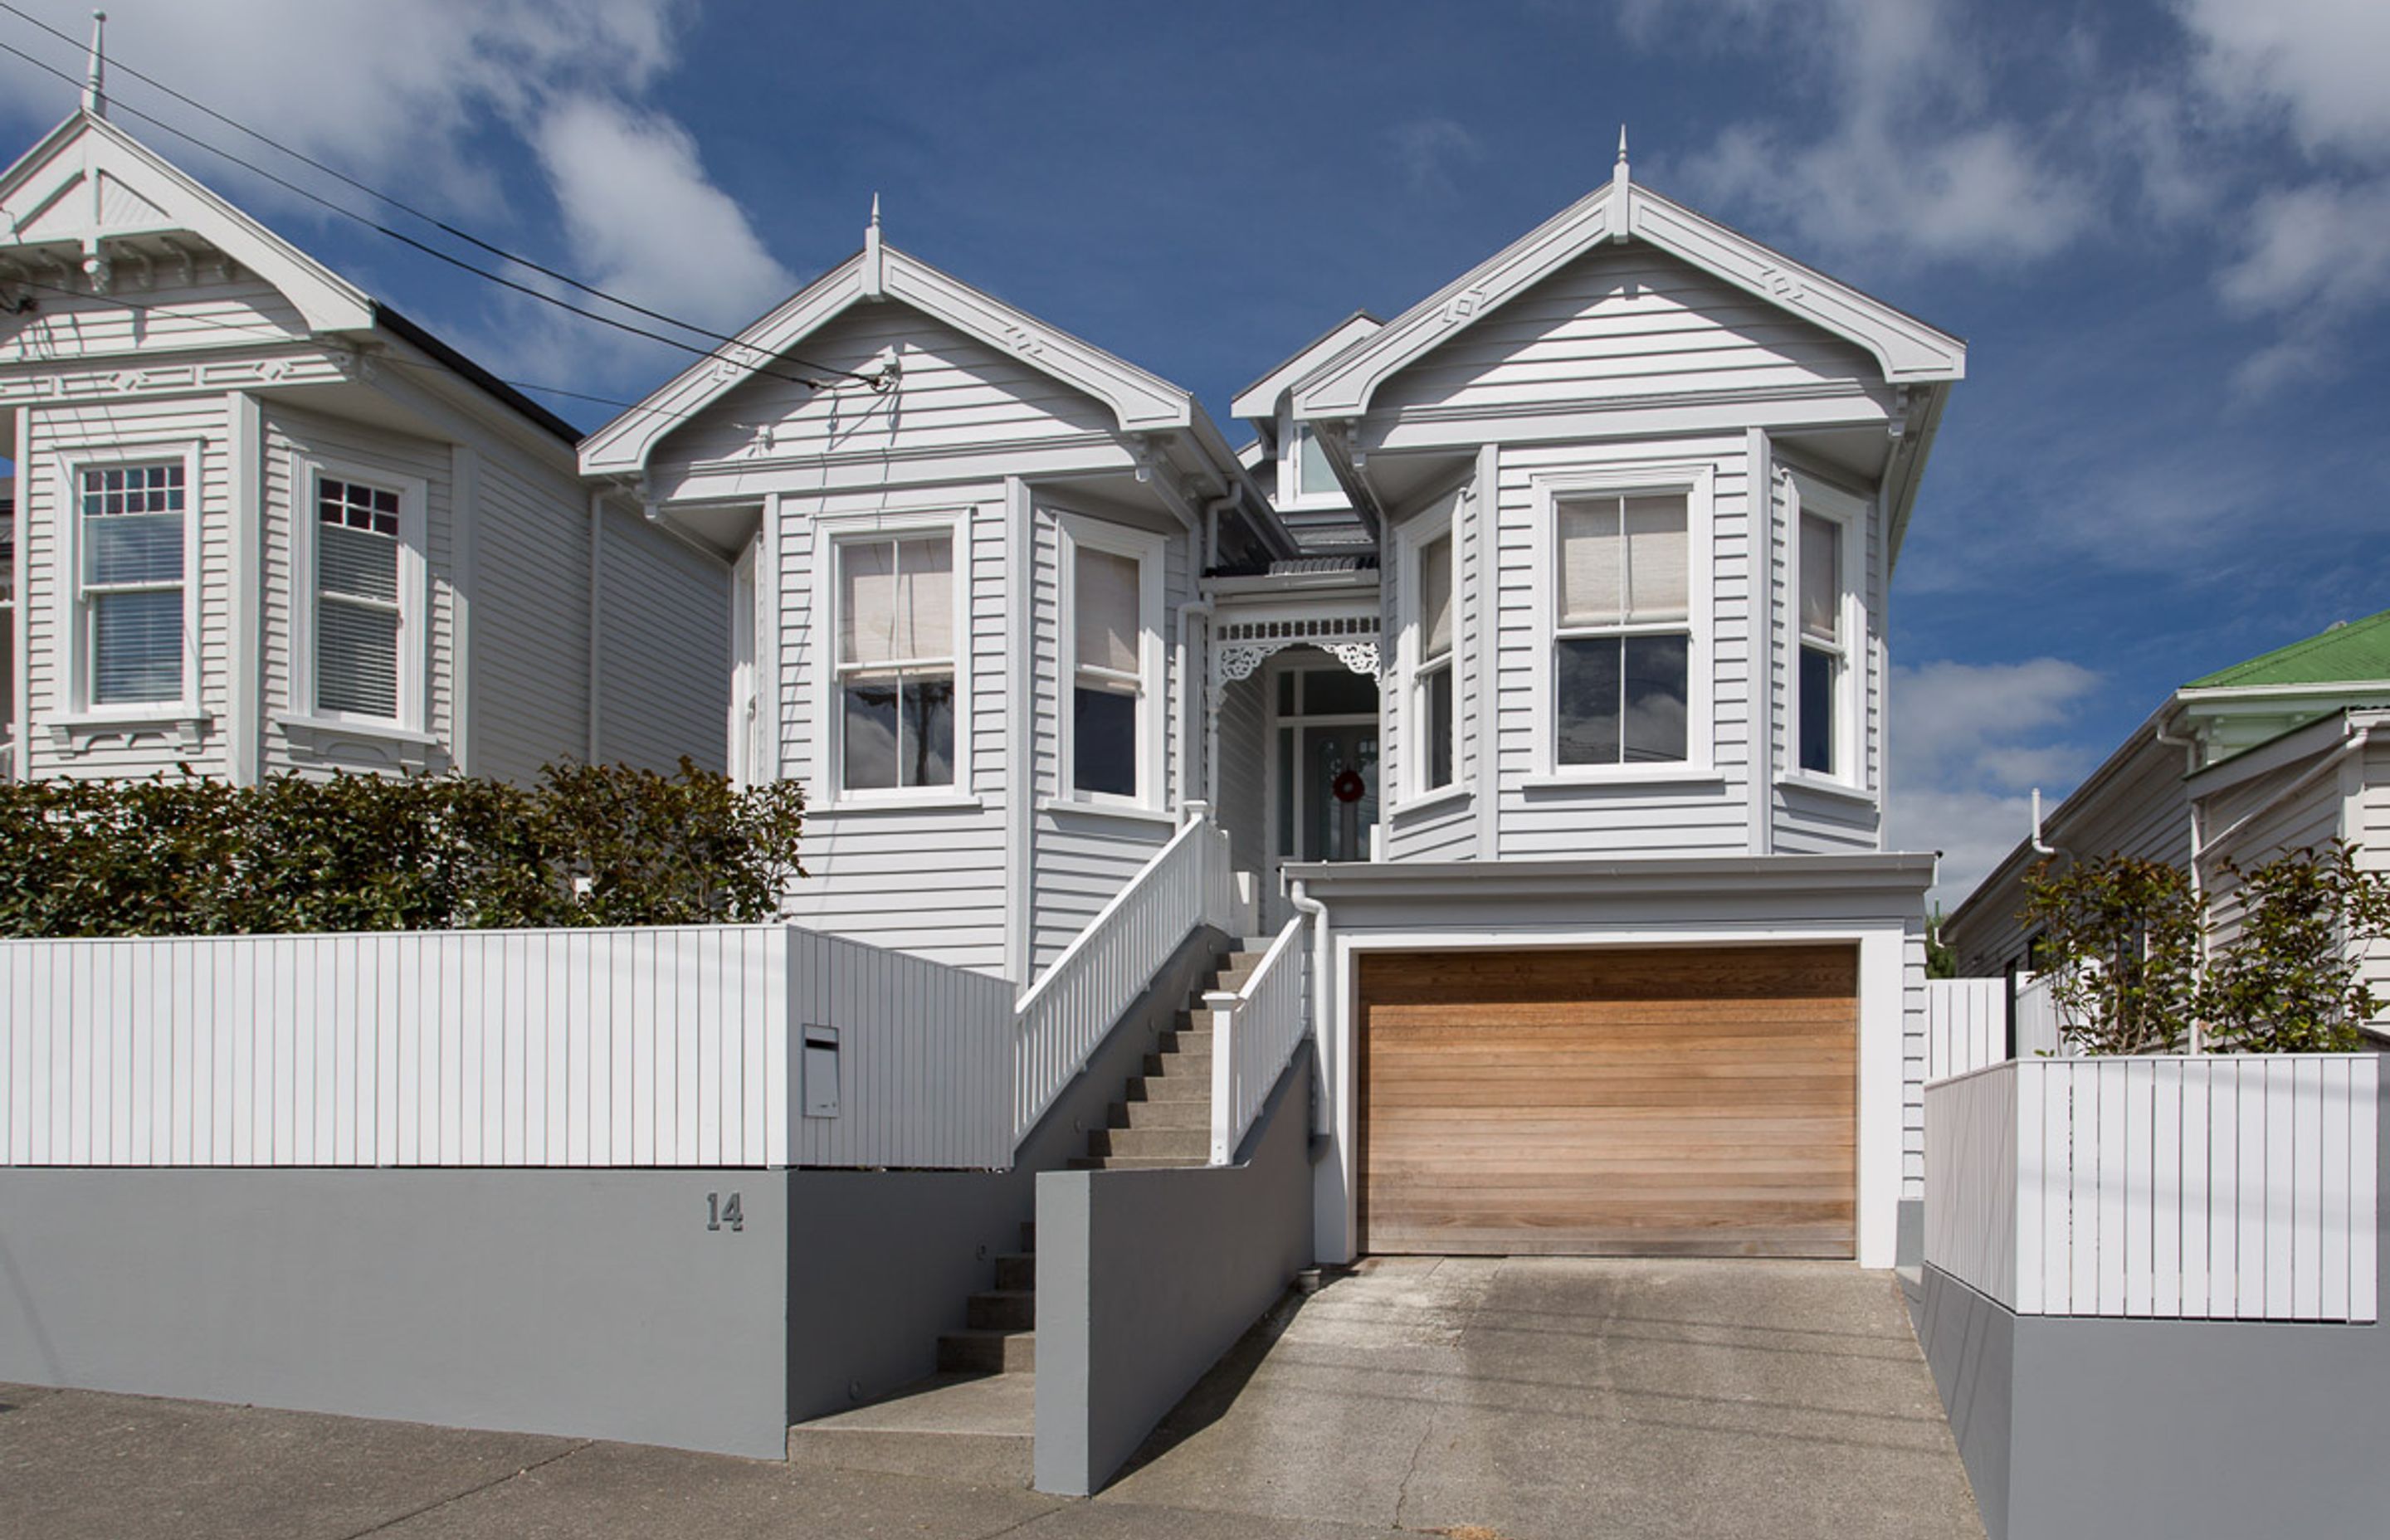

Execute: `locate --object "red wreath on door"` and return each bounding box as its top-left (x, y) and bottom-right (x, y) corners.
top-left (1331, 768), bottom-right (1367, 804)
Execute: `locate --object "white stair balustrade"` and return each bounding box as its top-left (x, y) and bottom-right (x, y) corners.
top-left (1208, 916), bottom-right (1308, 1166)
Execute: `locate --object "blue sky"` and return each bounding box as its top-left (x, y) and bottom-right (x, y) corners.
top-left (4, 0), bottom-right (2387, 903)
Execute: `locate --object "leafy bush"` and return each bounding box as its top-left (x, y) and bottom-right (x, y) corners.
top-left (2021, 841), bottom-right (2390, 1055)
top-left (0, 759), bottom-right (804, 938)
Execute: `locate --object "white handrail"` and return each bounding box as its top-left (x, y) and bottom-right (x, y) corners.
top-left (1208, 915), bottom-right (1308, 1165)
top-left (1012, 815), bottom-right (1232, 1144)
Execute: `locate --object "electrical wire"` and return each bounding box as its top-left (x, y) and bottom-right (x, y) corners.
top-left (0, 28), bottom-right (879, 393)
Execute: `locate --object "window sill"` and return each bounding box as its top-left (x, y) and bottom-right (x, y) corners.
top-left (1519, 768), bottom-right (1725, 791)
top-left (275, 713), bottom-right (441, 748)
top-left (46, 709), bottom-right (212, 753)
top-left (817, 792), bottom-right (988, 816)
top-left (1039, 795), bottom-right (1178, 827)
top-left (1388, 784), bottom-right (1470, 818)
top-left (1776, 772), bottom-right (1876, 807)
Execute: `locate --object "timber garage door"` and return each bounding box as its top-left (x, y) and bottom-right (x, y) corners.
top-left (1358, 945), bottom-right (1857, 1257)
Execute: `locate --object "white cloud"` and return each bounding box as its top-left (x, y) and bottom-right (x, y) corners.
top-left (1888, 658), bottom-right (2103, 906)
top-left (2175, 0), bottom-right (2390, 156)
top-left (1390, 117), bottom-right (1484, 198)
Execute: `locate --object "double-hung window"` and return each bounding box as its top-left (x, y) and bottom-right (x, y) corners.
top-left (1061, 517), bottom-right (1163, 806)
top-left (315, 476), bottom-right (405, 719)
top-left (1554, 493), bottom-right (1690, 765)
top-left (80, 461), bottom-right (188, 706)
top-left (1790, 479), bottom-right (1862, 784)
top-left (1413, 532), bottom-right (1455, 793)
top-left (835, 533), bottom-right (955, 793)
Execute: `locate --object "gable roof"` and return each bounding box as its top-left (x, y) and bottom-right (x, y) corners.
top-left (0, 110), bottom-right (374, 335)
top-left (2184, 608), bottom-right (2390, 691)
top-left (1229, 309), bottom-right (1381, 422)
top-left (581, 234), bottom-right (1208, 478)
top-left (1287, 157), bottom-right (1965, 422)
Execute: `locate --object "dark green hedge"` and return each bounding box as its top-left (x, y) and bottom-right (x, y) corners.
top-left (0, 759), bottom-right (805, 938)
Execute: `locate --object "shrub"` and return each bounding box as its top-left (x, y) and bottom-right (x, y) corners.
top-left (0, 759), bottom-right (805, 938)
top-left (2199, 840), bottom-right (2390, 1054)
top-left (2021, 853), bottom-right (2203, 1055)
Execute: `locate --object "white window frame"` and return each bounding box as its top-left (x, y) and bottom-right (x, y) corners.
top-left (1057, 512), bottom-right (1166, 811)
top-left (286, 456), bottom-right (429, 733)
top-left (1394, 497), bottom-right (1461, 807)
top-left (1276, 407), bottom-right (1346, 511)
top-left (813, 509), bottom-right (972, 810)
top-left (1527, 462), bottom-right (1716, 782)
top-left (1784, 473), bottom-right (1866, 794)
top-left (58, 441), bottom-right (203, 719)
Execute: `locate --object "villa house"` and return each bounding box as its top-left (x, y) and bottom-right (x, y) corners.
top-left (584, 143), bottom-right (1968, 1269)
top-left (0, 105), bottom-right (727, 786)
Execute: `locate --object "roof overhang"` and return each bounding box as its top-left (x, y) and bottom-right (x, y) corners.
top-left (581, 242), bottom-right (1202, 480)
top-left (0, 110), bottom-right (374, 336)
top-left (1287, 173), bottom-right (1965, 423)
top-left (1230, 309), bottom-right (1382, 425)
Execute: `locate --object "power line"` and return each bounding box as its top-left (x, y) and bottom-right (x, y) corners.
top-left (0, 0), bottom-right (821, 369)
top-left (0, 27), bottom-right (880, 393)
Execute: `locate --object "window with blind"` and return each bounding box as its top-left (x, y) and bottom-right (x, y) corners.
top-left (1554, 493), bottom-right (1690, 765)
top-left (1071, 542), bottom-right (1145, 799)
top-left (315, 476), bottom-right (405, 718)
top-left (1415, 532), bottom-right (1455, 792)
top-left (80, 462), bottom-right (188, 706)
top-left (1798, 508), bottom-right (1849, 777)
top-left (836, 534), bottom-right (954, 792)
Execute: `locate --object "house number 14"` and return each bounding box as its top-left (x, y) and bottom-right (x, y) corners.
top-left (705, 1192), bottom-right (744, 1232)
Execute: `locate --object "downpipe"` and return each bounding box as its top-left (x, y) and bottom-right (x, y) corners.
top-left (1288, 878), bottom-right (1330, 1139)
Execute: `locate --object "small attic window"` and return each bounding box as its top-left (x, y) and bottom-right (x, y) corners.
top-left (1294, 426), bottom-right (1339, 499)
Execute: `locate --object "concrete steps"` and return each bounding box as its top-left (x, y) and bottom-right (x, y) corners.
top-left (1068, 944), bottom-right (1235, 1172)
top-left (935, 1219), bottom-right (1037, 1375)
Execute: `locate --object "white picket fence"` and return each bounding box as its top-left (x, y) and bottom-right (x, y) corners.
top-left (0, 923), bottom-right (1016, 1171)
top-left (1925, 1055), bottom-right (2380, 1322)
top-left (1207, 916), bottom-right (1309, 1165)
top-left (1012, 815), bottom-right (1235, 1143)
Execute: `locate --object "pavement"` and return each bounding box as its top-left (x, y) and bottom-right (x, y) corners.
top-left (0, 1256), bottom-right (1983, 1539)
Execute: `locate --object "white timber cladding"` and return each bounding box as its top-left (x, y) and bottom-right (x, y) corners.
top-left (778, 486), bottom-right (1009, 975)
top-left (593, 500), bottom-right (730, 776)
top-left (1925, 1055), bottom-right (2379, 1323)
top-left (0, 924), bottom-right (1017, 1172)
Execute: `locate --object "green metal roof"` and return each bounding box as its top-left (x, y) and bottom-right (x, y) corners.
top-left (2187, 607), bottom-right (2390, 690)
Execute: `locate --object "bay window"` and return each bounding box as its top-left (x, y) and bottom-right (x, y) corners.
top-left (836, 533), bottom-right (955, 792)
top-left (1790, 478), bottom-right (1863, 786)
top-left (1414, 531), bottom-right (1455, 792)
top-left (1554, 492), bottom-right (1690, 765)
top-left (314, 476), bottom-right (404, 718)
top-left (1061, 517), bottom-right (1162, 806)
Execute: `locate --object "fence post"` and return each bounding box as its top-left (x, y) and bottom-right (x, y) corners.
top-left (1204, 988), bottom-right (1238, 1164)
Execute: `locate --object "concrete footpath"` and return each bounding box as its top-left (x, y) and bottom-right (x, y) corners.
top-left (1, 1257), bottom-right (1983, 1539)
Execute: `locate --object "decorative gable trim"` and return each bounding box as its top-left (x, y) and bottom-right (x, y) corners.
top-left (0, 111), bottom-right (374, 335)
top-left (1289, 173), bottom-right (1965, 421)
top-left (580, 244), bottom-right (1196, 478)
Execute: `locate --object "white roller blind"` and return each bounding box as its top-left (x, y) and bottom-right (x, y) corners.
top-left (1623, 495), bottom-right (1687, 622)
top-left (1558, 501), bottom-right (1622, 626)
top-left (1420, 535), bottom-right (1454, 659)
top-left (840, 534), bottom-right (954, 668)
top-left (1800, 512), bottom-right (1840, 643)
top-left (1076, 546), bottom-right (1140, 676)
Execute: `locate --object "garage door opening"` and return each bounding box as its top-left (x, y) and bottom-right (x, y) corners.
top-left (1357, 944), bottom-right (1857, 1258)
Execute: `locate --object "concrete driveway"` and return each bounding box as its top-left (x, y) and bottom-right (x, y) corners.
top-left (2, 1257), bottom-right (1983, 1539)
top-left (1108, 1255), bottom-right (1984, 1540)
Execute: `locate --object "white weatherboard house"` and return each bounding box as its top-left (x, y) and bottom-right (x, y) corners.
top-left (0, 104), bottom-right (728, 785)
top-left (586, 142), bottom-right (1967, 1269)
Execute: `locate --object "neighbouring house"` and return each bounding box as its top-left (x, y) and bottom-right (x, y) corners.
top-left (0, 104), bottom-right (728, 786)
top-left (585, 142), bottom-right (1968, 1268)
top-left (1944, 607), bottom-right (2390, 1037)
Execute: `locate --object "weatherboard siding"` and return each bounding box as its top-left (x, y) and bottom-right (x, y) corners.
top-left (593, 498), bottom-right (729, 777)
top-left (2202, 749), bottom-right (2349, 958)
top-left (0, 275), bottom-right (307, 365)
top-left (1372, 246), bottom-right (1880, 417)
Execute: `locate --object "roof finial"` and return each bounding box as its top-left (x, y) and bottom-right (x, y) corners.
top-left (1607, 124), bottom-right (1632, 242)
top-left (860, 190), bottom-right (885, 300)
top-left (869, 192), bottom-right (880, 231)
top-left (82, 10), bottom-right (106, 119)
top-left (1617, 124), bottom-right (1628, 168)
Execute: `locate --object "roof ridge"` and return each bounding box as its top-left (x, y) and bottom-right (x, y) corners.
top-left (2188, 606), bottom-right (2390, 689)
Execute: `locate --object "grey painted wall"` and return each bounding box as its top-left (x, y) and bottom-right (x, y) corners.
top-left (0, 926), bottom-right (1238, 1460)
top-left (0, 1168), bottom-right (790, 1458)
top-left (1918, 1077), bottom-right (2390, 1540)
top-left (1034, 1053), bottom-right (1315, 1496)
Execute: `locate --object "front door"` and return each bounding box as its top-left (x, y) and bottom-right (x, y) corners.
top-left (1300, 724), bottom-right (1378, 862)
top-left (1265, 661), bottom-right (1380, 925)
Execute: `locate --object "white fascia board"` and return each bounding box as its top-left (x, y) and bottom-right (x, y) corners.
top-left (1229, 310), bottom-right (1383, 422)
top-left (1289, 179), bottom-right (1965, 421)
top-left (1288, 851), bottom-right (1934, 906)
top-left (0, 112), bottom-right (374, 336)
top-left (580, 242), bottom-right (1198, 480)
top-left (2177, 681), bottom-right (2390, 707)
